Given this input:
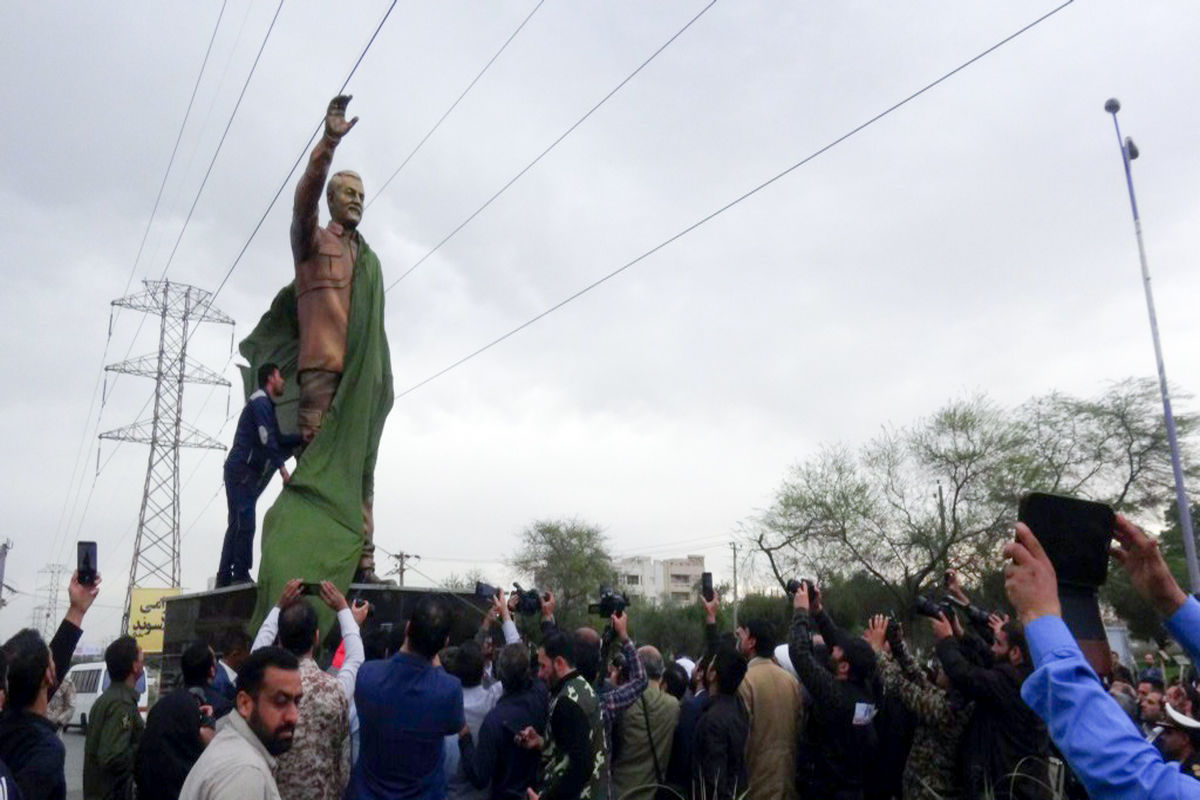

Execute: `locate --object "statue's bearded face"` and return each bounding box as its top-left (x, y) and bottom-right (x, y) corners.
top-left (327, 173), bottom-right (365, 229)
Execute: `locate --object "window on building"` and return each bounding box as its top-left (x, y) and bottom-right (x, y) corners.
top-left (670, 573), bottom-right (690, 585)
top-left (625, 575), bottom-right (640, 586)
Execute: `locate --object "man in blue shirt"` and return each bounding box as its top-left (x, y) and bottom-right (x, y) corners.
top-left (216, 362), bottom-right (303, 587)
top-left (348, 596), bottom-right (464, 799)
top-left (1005, 514), bottom-right (1200, 799)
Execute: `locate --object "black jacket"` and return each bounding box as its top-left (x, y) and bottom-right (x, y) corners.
top-left (135, 687), bottom-right (209, 800)
top-left (459, 682), bottom-right (550, 800)
top-left (935, 637), bottom-right (1050, 800)
top-left (691, 693), bottom-right (748, 800)
top-left (0, 620), bottom-right (83, 800)
top-left (788, 609), bottom-right (879, 799)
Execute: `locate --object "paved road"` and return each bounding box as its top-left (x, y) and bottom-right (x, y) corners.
top-left (63, 727), bottom-right (84, 800)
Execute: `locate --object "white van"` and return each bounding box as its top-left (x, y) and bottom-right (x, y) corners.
top-left (61, 662), bottom-right (106, 731)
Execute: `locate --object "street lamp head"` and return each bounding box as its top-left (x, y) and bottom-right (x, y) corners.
top-left (1105, 97), bottom-right (1121, 114)
top-left (1126, 136), bottom-right (1139, 160)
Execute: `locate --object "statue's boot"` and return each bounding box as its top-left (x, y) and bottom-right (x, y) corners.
top-left (354, 495), bottom-right (396, 585)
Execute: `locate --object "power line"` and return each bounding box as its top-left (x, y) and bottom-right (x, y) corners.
top-left (383, 0), bottom-right (719, 292)
top-left (369, 0), bottom-right (548, 207)
top-left (123, 0), bottom-right (230, 300)
top-left (155, 0), bottom-right (287, 284)
top-left (51, 4), bottom-right (229, 564)
top-left (392, 0), bottom-right (1075, 400)
top-left (101, 0), bottom-right (276, 412)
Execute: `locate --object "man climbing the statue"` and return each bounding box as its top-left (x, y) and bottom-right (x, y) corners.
top-left (239, 94), bottom-right (395, 601)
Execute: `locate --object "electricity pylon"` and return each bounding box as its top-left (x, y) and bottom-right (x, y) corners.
top-left (100, 280), bottom-right (233, 630)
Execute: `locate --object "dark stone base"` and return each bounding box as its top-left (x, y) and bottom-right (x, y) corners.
top-left (161, 583), bottom-right (489, 688)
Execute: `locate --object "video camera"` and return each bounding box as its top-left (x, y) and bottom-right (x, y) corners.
top-left (474, 581), bottom-right (545, 616)
top-left (944, 594), bottom-right (991, 628)
top-left (588, 586), bottom-right (629, 617)
top-left (784, 578), bottom-right (818, 603)
top-left (913, 595), bottom-right (956, 620)
top-left (511, 583), bottom-right (543, 616)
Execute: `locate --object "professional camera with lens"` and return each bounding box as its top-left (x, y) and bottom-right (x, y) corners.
top-left (510, 583), bottom-right (543, 616)
top-left (784, 578), bottom-right (818, 602)
top-left (588, 586), bottom-right (629, 617)
top-left (944, 595), bottom-right (990, 627)
top-left (913, 595), bottom-right (955, 620)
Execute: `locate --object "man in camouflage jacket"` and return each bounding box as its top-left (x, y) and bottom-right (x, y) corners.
top-left (865, 614), bottom-right (974, 800)
top-left (519, 631), bottom-right (608, 800)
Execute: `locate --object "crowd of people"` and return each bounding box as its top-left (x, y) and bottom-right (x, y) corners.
top-left (2, 514), bottom-right (1200, 799)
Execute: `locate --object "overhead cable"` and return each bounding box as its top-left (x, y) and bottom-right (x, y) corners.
top-left (384, 0), bottom-right (719, 292)
top-left (369, 0), bottom-right (549, 208)
top-left (393, 0), bottom-right (1075, 400)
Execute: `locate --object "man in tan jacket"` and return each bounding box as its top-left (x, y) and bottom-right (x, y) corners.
top-left (736, 617), bottom-right (802, 800)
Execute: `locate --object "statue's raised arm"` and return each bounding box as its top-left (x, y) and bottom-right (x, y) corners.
top-left (291, 95), bottom-right (359, 264)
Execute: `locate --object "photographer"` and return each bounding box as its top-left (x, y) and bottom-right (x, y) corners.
top-left (539, 590), bottom-right (648, 766)
top-left (933, 592), bottom-right (1050, 800)
top-left (1008, 516), bottom-right (1200, 798)
top-left (864, 614), bottom-right (973, 800)
top-left (787, 581), bottom-right (879, 800)
top-left (691, 643), bottom-right (749, 800)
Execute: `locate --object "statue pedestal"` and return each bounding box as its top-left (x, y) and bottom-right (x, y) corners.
top-left (161, 582), bottom-right (488, 687)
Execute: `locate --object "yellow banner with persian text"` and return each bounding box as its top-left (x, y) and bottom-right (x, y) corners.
top-left (127, 587), bottom-right (179, 653)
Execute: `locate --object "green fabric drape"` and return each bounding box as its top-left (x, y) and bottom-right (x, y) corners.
top-left (239, 234), bottom-right (393, 637)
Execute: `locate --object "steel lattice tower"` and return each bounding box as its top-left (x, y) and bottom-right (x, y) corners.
top-left (101, 280), bottom-right (233, 629)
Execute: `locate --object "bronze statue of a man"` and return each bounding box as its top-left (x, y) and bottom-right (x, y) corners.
top-left (290, 94), bottom-right (389, 583)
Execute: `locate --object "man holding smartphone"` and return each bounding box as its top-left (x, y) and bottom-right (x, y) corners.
top-left (216, 362), bottom-right (302, 588)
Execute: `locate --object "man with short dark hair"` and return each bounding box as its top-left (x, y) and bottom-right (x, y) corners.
top-left (348, 596), bottom-right (463, 799)
top-left (84, 635), bottom-right (145, 799)
top-left (458, 643), bottom-right (549, 800)
top-left (692, 644), bottom-right (749, 800)
top-left (216, 360), bottom-right (302, 587)
top-left (180, 647), bottom-right (302, 800)
top-left (208, 629), bottom-right (252, 717)
top-left (251, 579), bottom-right (362, 800)
top-left (735, 615), bottom-right (801, 800)
top-left (443, 639), bottom-right (494, 800)
top-left (935, 603), bottom-right (1050, 799)
top-left (135, 641), bottom-right (217, 800)
top-left (0, 570), bottom-right (101, 800)
top-left (788, 584), bottom-right (878, 800)
top-left (518, 630), bottom-right (608, 800)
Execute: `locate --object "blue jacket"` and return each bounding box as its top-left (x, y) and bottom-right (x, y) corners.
top-left (224, 390), bottom-right (301, 478)
top-left (1023, 597), bottom-right (1200, 799)
top-left (349, 652), bottom-right (465, 800)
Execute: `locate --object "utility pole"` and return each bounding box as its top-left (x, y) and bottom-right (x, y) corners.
top-left (100, 280), bottom-right (234, 631)
top-left (386, 551), bottom-right (420, 586)
top-left (729, 542), bottom-right (739, 631)
top-left (0, 540), bottom-right (11, 609)
top-left (31, 564), bottom-right (68, 640)
top-left (1104, 98), bottom-right (1200, 593)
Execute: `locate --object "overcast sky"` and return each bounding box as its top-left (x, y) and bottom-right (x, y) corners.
top-left (3, 0), bottom-right (1200, 644)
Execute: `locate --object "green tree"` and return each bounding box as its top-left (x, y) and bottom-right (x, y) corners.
top-left (750, 379), bottom-right (1194, 625)
top-left (509, 518), bottom-right (616, 630)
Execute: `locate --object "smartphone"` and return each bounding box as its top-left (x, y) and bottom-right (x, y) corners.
top-left (300, 582), bottom-right (322, 596)
top-left (701, 572), bottom-right (714, 602)
top-left (77, 541), bottom-right (98, 586)
top-left (1018, 492), bottom-right (1116, 678)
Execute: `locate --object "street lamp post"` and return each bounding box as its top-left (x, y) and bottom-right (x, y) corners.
top-left (1105, 97), bottom-right (1200, 594)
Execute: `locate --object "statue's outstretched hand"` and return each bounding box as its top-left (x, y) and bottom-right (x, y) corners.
top-left (326, 95), bottom-right (359, 142)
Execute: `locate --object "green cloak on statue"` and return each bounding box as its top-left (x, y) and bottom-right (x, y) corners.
top-left (238, 233), bottom-right (393, 638)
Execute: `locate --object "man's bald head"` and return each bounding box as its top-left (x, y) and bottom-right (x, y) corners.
top-left (637, 645), bottom-right (665, 680)
top-left (574, 627), bottom-right (602, 685)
